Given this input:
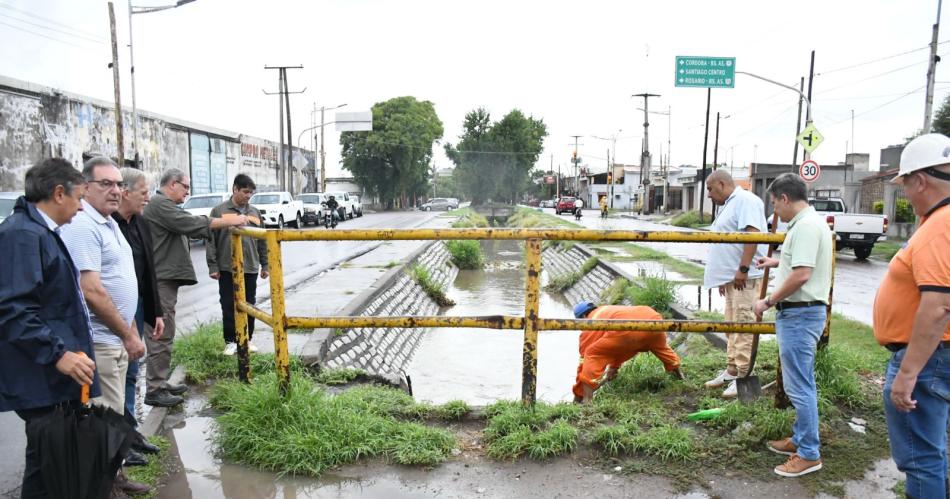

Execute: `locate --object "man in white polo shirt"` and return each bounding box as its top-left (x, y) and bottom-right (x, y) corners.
top-left (60, 157), bottom-right (145, 413)
top-left (702, 170), bottom-right (768, 398)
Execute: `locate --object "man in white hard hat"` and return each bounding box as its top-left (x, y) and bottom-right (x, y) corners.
top-left (872, 133), bottom-right (950, 498)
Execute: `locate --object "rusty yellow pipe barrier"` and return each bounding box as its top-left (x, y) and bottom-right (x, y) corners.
top-left (231, 233), bottom-right (252, 383)
top-left (266, 231), bottom-right (292, 396)
top-left (230, 225), bottom-right (792, 406)
top-left (233, 226), bottom-right (787, 245)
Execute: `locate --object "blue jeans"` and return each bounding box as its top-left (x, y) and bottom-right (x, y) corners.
top-left (124, 299), bottom-right (145, 427)
top-left (776, 305), bottom-right (826, 461)
top-left (884, 345), bottom-right (950, 499)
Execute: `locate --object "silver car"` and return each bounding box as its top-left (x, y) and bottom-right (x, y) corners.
top-left (0, 192), bottom-right (20, 223)
top-left (421, 198), bottom-right (451, 211)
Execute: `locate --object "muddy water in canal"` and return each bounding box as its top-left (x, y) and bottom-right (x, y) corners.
top-left (409, 240), bottom-right (578, 404)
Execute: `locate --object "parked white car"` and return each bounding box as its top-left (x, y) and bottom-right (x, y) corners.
top-left (181, 192), bottom-right (229, 218)
top-left (0, 192), bottom-right (21, 223)
top-left (351, 195), bottom-right (364, 217)
top-left (296, 192), bottom-right (330, 226)
top-left (769, 197), bottom-right (887, 260)
top-left (250, 191), bottom-right (304, 228)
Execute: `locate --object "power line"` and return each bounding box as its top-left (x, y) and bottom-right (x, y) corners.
top-left (816, 55), bottom-right (946, 96)
top-left (0, 12), bottom-right (105, 45)
top-left (0, 20), bottom-right (92, 48)
top-left (0, 3), bottom-right (107, 42)
top-left (816, 40), bottom-right (950, 77)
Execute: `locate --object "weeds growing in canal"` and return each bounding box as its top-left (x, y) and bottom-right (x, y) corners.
top-left (599, 278), bottom-right (630, 305)
top-left (171, 324), bottom-right (303, 384)
top-left (506, 207), bottom-right (581, 229)
top-left (670, 210), bottom-right (707, 228)
top-left (545, 256), bottom-right (599, 292)
top-left (408, 264), bottom-right (455, 306)
top-left (210, 374), bottom-right (457, 475)
top-left (625, 274), bottom-right (678, 317)
top-left (446, 240), bottom-right (485, 269)
top-left (451, 209), bottom-right (490, 228)
top-left (315, 367), bottom-right (366, 385)
top-left (595, 242), bottom-right (705, 281)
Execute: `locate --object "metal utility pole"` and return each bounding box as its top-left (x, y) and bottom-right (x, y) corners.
top-left (633, 93), bottom-right (660, 213)
top-left (698, 89), bottom-right (712, 224)
top-left (320, 106), bottom-right (326, 192)
top-left (570, 135), bottom-right (583, 196)
top-left (792, 77), bottom-right (805, 165)
top-left (924, 0), bottom-right (943, 132)
top-left (264, 65), bottom-right (304, 192)
top-left (108, 2), bottom-right (125, 166)
top-left (805, 50), bottom-right (816, 162)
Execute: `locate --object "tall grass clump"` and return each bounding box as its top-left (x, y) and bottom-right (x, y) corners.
top-left (408, 264), bottom-right (455, 306)
top-left (171, 324), bottom-right (301, 383)
top-left (625, 274), bottom-right (678, 317)
top-left (451, 210), bottom-right (489, 228)
top-left (211, 375), bottom-right (456, 475)
top-left (483, 401), bottom-right (580, 460)
top-left (445, 240), bottom-right (485, 269)
top-left (670, 210), bottom-right (707, 228)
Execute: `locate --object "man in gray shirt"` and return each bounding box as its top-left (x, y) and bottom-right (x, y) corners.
top-left (143, 168), bottom-right (246, 407)
top-left (702, 170), bottom-right (767, 398)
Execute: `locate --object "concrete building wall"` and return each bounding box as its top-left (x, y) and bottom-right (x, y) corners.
top-left (0, 75), bottom-right (312, 194)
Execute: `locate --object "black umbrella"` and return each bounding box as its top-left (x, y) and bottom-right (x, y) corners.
top-left (26, 380), bottom-right (135, 498)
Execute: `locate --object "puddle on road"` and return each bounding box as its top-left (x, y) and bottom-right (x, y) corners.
top-left (409, 240), bottom-right (578, 405)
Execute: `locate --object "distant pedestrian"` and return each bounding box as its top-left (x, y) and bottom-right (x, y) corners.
top-left (873, 133), bottom-right (950, 498)
top-left (0, 158), bottom-right (98, 498)
top-left (142, 168), bottom-right (247, 408)
top-left (702, 170), bottom-right (768, 398)
top-left (207, 174), bottom-right (268, 356)
top-left (571, 302), bottom-right (684, 404)
top-left (112, 167), bottom-right (165, 458)
top-left (753, 173), bottom-right (833, 478)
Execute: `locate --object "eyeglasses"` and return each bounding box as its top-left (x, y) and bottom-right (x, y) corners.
top-left (176, 180), bottom-right (191, 192)
top-left (87, 179), bottom-right (126, 190)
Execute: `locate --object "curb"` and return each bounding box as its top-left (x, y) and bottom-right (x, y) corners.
top-left (140, 364), bottom-right (187, 438)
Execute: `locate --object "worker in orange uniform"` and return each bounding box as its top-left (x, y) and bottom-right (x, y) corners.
top-left (572, 301), bottom-right (686, 403)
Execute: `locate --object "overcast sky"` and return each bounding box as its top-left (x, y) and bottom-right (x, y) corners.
top-left (2, 0), bottom-right (948, 177)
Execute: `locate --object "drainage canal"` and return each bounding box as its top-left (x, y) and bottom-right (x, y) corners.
top-left (408, 240), bottom-right (578, 405)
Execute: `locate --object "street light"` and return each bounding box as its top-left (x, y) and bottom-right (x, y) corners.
top-left (295, 103), bottom-right (347, 192)
top-left (128, 0), bottom-right (196, 166)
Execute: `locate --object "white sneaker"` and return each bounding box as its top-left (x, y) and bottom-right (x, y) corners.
top-left (704, 369), bottom-right (737, 388)
top-left (248, 344), bottom-right (259, 353)
top-left (722, 380), bottom-right (738, 398)
top-left (222, 343), bottom-right (237, 356)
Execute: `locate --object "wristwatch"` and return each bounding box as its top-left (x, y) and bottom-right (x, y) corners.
top-left (739, 265), bottom-right (750, 274)
top-left (765, 295), bottom-right (774, 307)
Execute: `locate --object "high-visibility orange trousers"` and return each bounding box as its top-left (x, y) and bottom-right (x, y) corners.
top-left (572, 305), bottom-right (682, 398)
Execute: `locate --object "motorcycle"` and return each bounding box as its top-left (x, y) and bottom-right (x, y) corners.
top-left (321, 203), bottom-right (338, 229)
top-left (574, 207), bottom-right (582, 221)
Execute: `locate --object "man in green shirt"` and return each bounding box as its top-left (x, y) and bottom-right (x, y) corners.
top-left (753, 173), bottom-right (833, 478)
top-left (207, 174), bottom-right (269, 356)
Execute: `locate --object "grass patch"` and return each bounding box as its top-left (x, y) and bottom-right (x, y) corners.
top-left (870, 240), bottom-right (903, 261)
top-left (384, 260), bottom-right (400, 268)
top-left (445, 240), bottom-right (485, 269)
top-left (315, 367), bottom-right (366, 385)
top-left (210, 374), bottom-right (456, 476)
top-left (670, 210), bottom-right (708, 228)
top-left (599, 278), bottom-right (630, 305)
top-left (171, 324), bottom-right (302, 384)
top-left (435, 400), bottom-right (471, 420)
top-left (544, 256), bottom-right (599, 292)
top-left (123, 435), bottom-right (171, 497)
top-left (450, 208), bottom-right (489, 228)
top-left (506, 207), bottom-right (580, 229)
top-left (625, 274), bottom-right (678, 317)
top-left (596, 242), bottom-right (704, 281)
top-left (408, 264), bottom-right (455, 306)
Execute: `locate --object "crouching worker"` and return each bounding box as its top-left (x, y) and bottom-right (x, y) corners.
top-left (572, 301), bottom-right (685, 403)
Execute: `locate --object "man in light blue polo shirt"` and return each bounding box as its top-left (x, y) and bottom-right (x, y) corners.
top-left (60, 158), bottom-right (144, 418)
top-left (702, 170), bottom-right (767, 398)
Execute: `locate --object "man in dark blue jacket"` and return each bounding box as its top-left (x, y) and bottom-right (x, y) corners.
top-left (0, 158), bottom-right (98, 498)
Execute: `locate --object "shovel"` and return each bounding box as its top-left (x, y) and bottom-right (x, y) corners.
top-left (735, 212), bottom-right (780, 403)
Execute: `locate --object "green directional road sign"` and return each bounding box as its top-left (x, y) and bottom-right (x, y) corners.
top-left (796, 123), bottom-right (824, 153)
top-left (675, 56), bottom-right (736, 88)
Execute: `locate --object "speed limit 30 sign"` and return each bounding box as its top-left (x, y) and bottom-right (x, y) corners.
top-left (799, 160), bottom-right (821, 182)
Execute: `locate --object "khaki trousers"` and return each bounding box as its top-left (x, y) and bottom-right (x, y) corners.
top-left (91, 343), bottom-right (128, 414)
top-left (145, 280), bottom-right (180, 395)
top-left (724, 278), bottom-right (760, 377)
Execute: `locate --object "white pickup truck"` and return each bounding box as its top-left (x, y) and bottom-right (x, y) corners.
top-left (250, 191), bottom-right (304, 228)
top-left (771, 197), bottom-right (888, 260)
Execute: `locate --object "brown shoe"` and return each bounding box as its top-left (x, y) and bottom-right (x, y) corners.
top-left (774, 454), bottom-right (822, 477)
top-left (767, 437), bottom-right (797, 456)
top-left (115, 471), bottom-right (151, 495)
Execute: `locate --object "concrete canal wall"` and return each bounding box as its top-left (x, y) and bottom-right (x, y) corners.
top-left (318, 241), bottom-right (458, 377)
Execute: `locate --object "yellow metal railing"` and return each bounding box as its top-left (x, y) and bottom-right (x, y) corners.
top-left (229, 227), bottom-right (826, 405)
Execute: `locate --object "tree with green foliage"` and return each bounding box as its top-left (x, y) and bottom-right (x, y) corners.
top-left (340, 96), bottom-right (443, 209)
top-left (444, 108), bottom-right (547, 205)
top-left (933, 94), bottom-right (950, 137)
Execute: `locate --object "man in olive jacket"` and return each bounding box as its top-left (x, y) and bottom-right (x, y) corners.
top-left (207, 174), bottom-right (269, 356)
top-left (142, 168), bottom-right (247, 407)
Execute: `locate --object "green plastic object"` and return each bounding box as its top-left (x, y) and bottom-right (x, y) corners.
top-left (686, 408), bottom-right (724, 421)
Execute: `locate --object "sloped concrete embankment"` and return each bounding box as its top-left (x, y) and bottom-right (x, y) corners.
top-left (315, 241), bottom-right (459, 380)
top-left (542, 243), bottom-right (725, 350)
